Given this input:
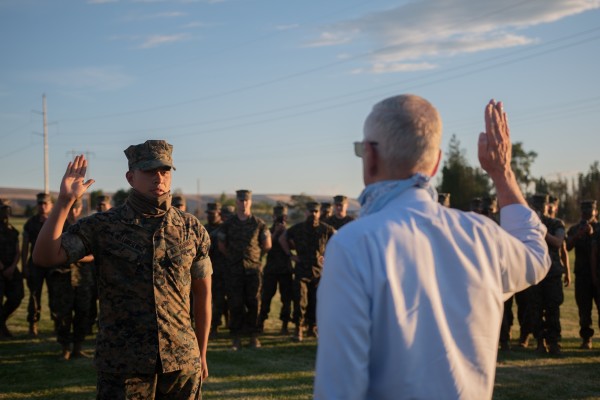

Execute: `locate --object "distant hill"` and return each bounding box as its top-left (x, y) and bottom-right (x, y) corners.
top-left (0, 187), bottom-right (359, 217)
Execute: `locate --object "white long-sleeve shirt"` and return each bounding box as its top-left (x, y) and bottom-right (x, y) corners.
top-left (314, 188), bottom-right (550, 400)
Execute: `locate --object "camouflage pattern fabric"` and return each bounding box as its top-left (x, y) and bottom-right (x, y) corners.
top-left (204, 221), bottom-right (228, 332)
top-left (0, 222), bottom-right (24, 326)
top-left (218, 215), bottom-right (270, 271)
top-left (324, 215), bottom-right (355, 230)
top-left (60, 203), bottom-right (212, 374)
top-left (567, 221), bottom-right (600, 275)
top-left (96, 367), bottom-right (201, 400)
top-left (286, 221), bottom-right (335, 280)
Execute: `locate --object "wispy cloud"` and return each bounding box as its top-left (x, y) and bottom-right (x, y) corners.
top-left (139, 33), bottom-right (190, 48)
top-left (24, 67), bottom-right (134, 92)
top-left (308, 0), bottom-right (600, 74)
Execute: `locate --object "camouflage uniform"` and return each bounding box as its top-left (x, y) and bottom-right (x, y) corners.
top-left (0, 203), bottom-right (24, 336)
top-left (204, 203), bottom-right (228, 334)
top-left (259, 206), bottom-right (293, 333)
top-left (24, 207), bottom-right (55, 327)
top-left (60, 140), bottom-right (212, 398)
top-left (286, 206), bottom-right (335, 331)
top-left (218, 210), bottom-right (269, 337)
top-left (567, 201), bottom-right (600, 346)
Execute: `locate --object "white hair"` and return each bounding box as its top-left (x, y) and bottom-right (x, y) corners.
top-left (364, 94), bottom-right (442, 174)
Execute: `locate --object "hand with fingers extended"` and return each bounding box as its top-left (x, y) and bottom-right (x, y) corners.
top-left (60, 155), bottom-right (95, 201)
top-left (478, 99), bottom-right (512, 179)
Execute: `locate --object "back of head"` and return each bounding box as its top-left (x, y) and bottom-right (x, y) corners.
top-left (364, 94), bottom-right (442, 175)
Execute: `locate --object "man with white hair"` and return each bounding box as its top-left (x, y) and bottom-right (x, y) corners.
top-left (314, 95), bottom-right (550, 399)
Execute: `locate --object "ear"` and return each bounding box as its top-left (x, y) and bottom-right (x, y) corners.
top-left (125, 170), bottom-right (134, 187)
top-left (430, 149), bottom-right (442, 177)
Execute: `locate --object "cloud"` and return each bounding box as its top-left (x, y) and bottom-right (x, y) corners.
top-left (352, 62), bottom-right (437, 75)
top-left (25, 67), bottom-right (134, 92)
top-left (309, 0), bottom-right (600, 73)
top-left (181, 21), bottom-right (209, 29)
top-left (139, 33), bottom-right (190, 48)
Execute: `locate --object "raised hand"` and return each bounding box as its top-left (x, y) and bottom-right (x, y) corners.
top-left (60, 155), bottom-right (95, 201)
top-left (478, 99), bottom-right (511, 179)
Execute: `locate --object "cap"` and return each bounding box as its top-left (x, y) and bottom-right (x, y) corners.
top-left (482, 196), bottom-right (497, 209)
top-left (437, 193), bottom-right (450, 206)
top-left (581, 200), bottom-right (597, 209)
top-left (206, 202), bottom-right (221, 213)
top-left (531, 194), bottom-right (549, 207)
top-left (470, 197), bottom-right (483, 211)
top-left (320, 202), bottom-right (332, 211)
top-left (333, 195), bottom-right (348, 204)
top-left (124, 140), bottom-right (176, 171)
top-left (236, 190), bottom-right (252, 201)
top-left (273, 204), bottom-right (288, 217)
top-left (548, 195), bottom-right (558, 204)
top-left (37, 193), bottom-right (51, 204)
top-left (221, 205), bottom-right (235, 216)
top-left (306, 202), bottom-right (321, 211)
top-left (172, 195), bottom-right (186, 207)
top-left (97, 195), bottom-right (111, 205)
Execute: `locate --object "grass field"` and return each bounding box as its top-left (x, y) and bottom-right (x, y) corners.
top-left (2, 217), bottom-right (600, 399)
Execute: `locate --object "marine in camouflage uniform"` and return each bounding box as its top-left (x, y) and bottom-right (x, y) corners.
top-left (33, 141), bottom-right (212, 399)
top-left (204, 202), bottom-right (228, 337)
top-left (88, 194), bottom-right (111, 335)
top-left (218, 190), bottom-right (271, 350)
top-left (173, 195), bottom-right (187, 212)
top-left (48, 198), bottom-right (94, 359)
top-left (529, 194), bottom-right (566, 354)
top-left (281, 202), bottom-right (335, 342)
top-left (259, 204), bottom-right (293, 335)
top-left (566, 200), bottom-right (600, 349)
top-left (320, 202), bottom-right (332, 220)
top-left (0, 200), bottom-right (24, 338)
top-left (324, 195), bottom-right (355, 230)
top-left (22, 192), bottom-right (54, 336)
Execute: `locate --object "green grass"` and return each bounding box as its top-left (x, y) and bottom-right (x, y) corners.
top-left (2, 217), bottom-right (600, 399)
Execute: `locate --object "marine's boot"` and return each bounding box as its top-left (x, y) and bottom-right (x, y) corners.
top-left (499, 340), bottom-right (511, 352)
top-left (518, 333), bottom-right (529, 348)
top-left (61, 344), bottom-right (71, 360)
top-left (547, 342), bottom-right (561, 355)
top-left (29, 322), bottom-right (38, 337)
top-left (580, 338), bottom-right (592, 349)
top-left (280, 321), bottom-right (289, 335)
top-left (293, 325), bottom-right (303, 342)
top-left (71, 342), bottom-right (91, 359)
top-left (536, 338), bottom-right (547, 354)
top-left (231, 336), bottom-right (242, 351)
top-left (249, 334), bottom-right (262, 349)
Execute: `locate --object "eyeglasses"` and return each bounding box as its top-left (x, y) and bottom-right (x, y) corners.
top-left (353, 141), bottom-right (378, 158)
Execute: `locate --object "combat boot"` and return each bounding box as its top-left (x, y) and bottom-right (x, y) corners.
top-left (280, 321), bottom-right (289, 335)
top-left (548, 342), bottom-right (561, 355)
top-left (580, 338), bottom-right (592, 349)
top-left (499, 340), bottom-right (511, 352)
top-left (249, 334), bottom-right (261, 349)
top-left (29, 322), bottom-right (38, 337)
top-left (61, 344), bottom-right (71, 360)
top-left (71, 342), bottom-right (91, 359)
top-left (231, 336), bottom-right (242, 351)
top-left (518, 333), bottom-right (529, 348)
top-left (293, 325), bottom-right (303, 342)
top-left (536, 338), bottom-right (547, 354)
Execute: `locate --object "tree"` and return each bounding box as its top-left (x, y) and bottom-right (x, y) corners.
top-left (511, 142), bottom-right (537, 196)
top-left (578, 161), bottom-right (600, 202)
top-left (438, 135), bottom-right (491, 210)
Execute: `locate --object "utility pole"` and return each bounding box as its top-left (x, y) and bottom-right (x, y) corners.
top-left (197, 178), bottom-right (201, 217)
top-left (43, 94), bottom-right (49, 193)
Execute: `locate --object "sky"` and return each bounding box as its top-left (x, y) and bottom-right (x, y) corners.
top-left (1, 0), bottom-right (599, 199)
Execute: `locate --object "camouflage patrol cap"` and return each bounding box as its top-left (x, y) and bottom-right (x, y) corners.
top-left (531, 194), bottom-right (549, 207)
top-left (437, 193), bottom-right (450, 207)
top-left (320, 202), bottom-right (332, 212)
top-left (37, 192), bottom-right (51, 204)
top-left (206, 202), bottom-right (221, 213)
top-left (273, 204), bottom-right (288, 217)
top-left (482, 196), bottom-right (497, 209)
top-left (221, 205), bottom-right (235, 218)
top-left (470, 197), bottom-right (483, 212)
top-left (333, 195), bottom-right (347, 204)
top-left (548, 195), bottom-right (558, 204)
top-left (172, 195), bottom-right (186, 207)
top-left (580, 200), bottom-right (597, 209)
top-left (236, 190), bottom-right (252, 200)
top-left (306, 202), bottom-right (321, 211)
top-left (97, 195), bottom-right (111, 205)
top-left (124, 140), bottom-right (176, 171)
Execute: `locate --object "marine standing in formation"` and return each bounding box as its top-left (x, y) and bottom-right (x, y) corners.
top-left (33, 140), bottom-right (212, 399)
top-left (22, 192), bottom-right (54, 336)
top-left (324, 195), bottom-right (354, 230)
top-left (204, 202), bottom-right (228, 338)
top-left (0, 199), bottom-right (24, 338)
top-left (218, 190), bottom-right (271, 350)
top-left (259, 204), bottom-right (293, 335)
top-left (567, 200), bottom-right (600, 349)
top-left (48, 198), bottom-right (94, 360)
top-left (281, 202), bottom-right (335, 342)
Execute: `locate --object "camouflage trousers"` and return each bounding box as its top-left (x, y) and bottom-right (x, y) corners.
top-left (211, 268), bottom-right (228, 331)
top-left (575, 272), bottom-right (600, 340)
top-left (532, 274), bottom-right (564, 344)
top-left (293, 276), bottom-right (319, 328)
top-left (26, 263), bottom-right (55, 324)
top-left (499, 295), bottom-right (514, 343)
top-left (97, 368), bottom-right (202, 400)
top-left (225, 266), bottom-right (261, 335)
top-left (259, 272), bottom-right (293, 326)
top-left (515, 286), bottom-right (536, 338)
top-left (0, 269), bottom-right (24, 325)
top-left (48, 270), bottom-right (92, 345)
